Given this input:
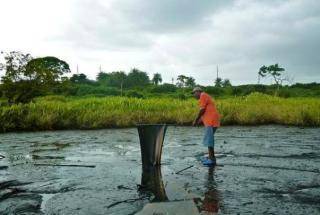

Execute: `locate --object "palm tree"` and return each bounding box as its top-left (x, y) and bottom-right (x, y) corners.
top-left (214, 77), bottom-right (223, 87)
top-left (185, 77), bottom-right (196, 88)
top-left (222, 79), bottom-right (232, 87)
top-left (152, 73), bottom-right (162, 85)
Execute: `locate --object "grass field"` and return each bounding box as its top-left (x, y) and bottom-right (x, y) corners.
top-left (0, 93), bottom-right (319, 132)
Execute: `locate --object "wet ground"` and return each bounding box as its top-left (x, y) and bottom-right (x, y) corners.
top-left (0, 126), bottom-right (319, 214)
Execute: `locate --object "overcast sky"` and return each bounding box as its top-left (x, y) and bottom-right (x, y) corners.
top-left (0, 0), bottom-right (319, 85)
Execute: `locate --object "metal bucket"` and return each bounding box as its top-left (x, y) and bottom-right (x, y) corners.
top-left (137, 124), bottom-right (167, 170)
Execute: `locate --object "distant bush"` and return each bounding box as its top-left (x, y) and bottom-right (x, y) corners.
top-left (291, 82), bottom-right (320, 90)
top-left (52, 82), bottom-right (78, 96)
top-left (34, 95), bottom-right (68, 103)
top-left (277, 88), bottom-right (292, 98)
top-left (125, 90), bottom-right (144, 98)
top-left (204, 86), bottom-right (225, 97)
top-left (75, 84), bottom-right (120, 96)
top-left (47, 81), bottom-right (320, 99)
top-left (232, 85), bottom-right (267, 96)
top-left (0, 85), bottom-right (3, 98)
top-left (172, 93), bottom-right (187, 100)
top-left (150, 84), bottom-right (177, 93)
top-left (0, 98), bottom-right (8, 107)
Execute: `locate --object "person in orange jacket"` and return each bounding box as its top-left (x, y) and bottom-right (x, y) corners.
top-left (192, 87), bottom-right (220, 166)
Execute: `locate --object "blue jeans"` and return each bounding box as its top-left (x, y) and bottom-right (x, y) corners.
top-left (202, 126), bottom-right (217, 147)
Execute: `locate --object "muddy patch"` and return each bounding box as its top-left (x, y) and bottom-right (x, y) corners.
top-left (0, 126), bottom-right (319, 214)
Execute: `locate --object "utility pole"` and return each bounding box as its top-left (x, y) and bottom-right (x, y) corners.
top-left (216, 65), bottom-right (219, 79)
top-left (99, 65), bottom-right (102, 73)
top-left (76, 64), bottom-right (79, 74)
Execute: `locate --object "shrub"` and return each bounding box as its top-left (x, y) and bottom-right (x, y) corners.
top-left (125, 90), bottom-right (144, 98)
top-left (150, 84), bottom-right (177, 93)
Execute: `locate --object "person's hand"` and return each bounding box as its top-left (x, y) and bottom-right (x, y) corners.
top-left (192, 119), bottom-right (198, 126)
top-left (193, 119), bottom-right (201, 126)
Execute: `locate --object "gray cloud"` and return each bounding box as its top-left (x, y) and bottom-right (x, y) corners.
top-left (61, 0), bottom-right (233, 49)
top-left (2, 0), bottom-right (319, 84)
top-left (115, 0), bottom-right (232, 32)
top-left (147, 0), bottom-right (320, 84)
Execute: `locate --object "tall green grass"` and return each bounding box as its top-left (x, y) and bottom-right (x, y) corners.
top-left (0, 93), bottom-right (319, 132)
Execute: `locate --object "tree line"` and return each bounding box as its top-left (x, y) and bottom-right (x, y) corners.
top-left (0, 51), bottom-right (205, 103)
top-left (0, 51), bottom-right (319, 104)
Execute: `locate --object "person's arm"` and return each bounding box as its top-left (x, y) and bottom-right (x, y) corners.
top-left (193, 108), bottom-right (205, 126)
top-left (193, 93), bottom-right (207, 126)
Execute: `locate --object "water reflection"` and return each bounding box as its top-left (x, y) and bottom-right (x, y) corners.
top-left (138, 167), bottom-right (168, 202)
top-left (138, 166), bottom-right (221, 213)
top-left (200, 167), bottom-right (220, 213)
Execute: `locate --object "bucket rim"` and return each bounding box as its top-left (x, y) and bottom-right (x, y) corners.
top-left (136, 123), bottom-right (167, 127)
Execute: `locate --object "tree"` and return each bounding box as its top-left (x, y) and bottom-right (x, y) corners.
top-left (222, 79), bottom-right (232, 87)
top-left (96, 71), bottom-right (127, 95)
top-left (126, 68), bottom-right (150, 88)
top-left (112, 71), bottom-right (126, 95)
top-left (214, 77), bottom-right (223, 87)
top-left (176, 75), bottom-right (196, 88)
top-left (0, 51), bottom-right (32, 82)
top-left (185, 76), bottom-right (196, 88)
top-left (26, 57), bottom-right (70, 80)
top-left (258, 64), bottom-right (285, 85)
top-left (259, 63), bottom-right (286, 95)
top-left (0, 51), bottom-right (33, 103)
top-left (70, 73), bottom-right (89, 83)
top-left (108, 71), bottom-right (127, 88)
top-left (152, 73), bottom-right (162, 85)
top-left (176, 75), bottom-right (188, 88)
top-left (96, 72), bottom-right (110, 83)
top-left (0, 52), bottom-right (70, 103)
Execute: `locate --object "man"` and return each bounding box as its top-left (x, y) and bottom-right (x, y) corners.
top-left (192, 87), bottom-right (220, 166)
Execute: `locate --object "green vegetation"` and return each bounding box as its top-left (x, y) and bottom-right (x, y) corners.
top-left (0, 51), bottom-right (319, 132)
top-left (1, 51), bottom-right (320, 103)
top-left (0, 93), bottom-right (319, 132)
top-left (0, 51), bottom-right (70, 103)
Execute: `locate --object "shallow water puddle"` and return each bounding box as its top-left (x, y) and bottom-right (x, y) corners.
top-left (40, 193), bottom-right (56, 211)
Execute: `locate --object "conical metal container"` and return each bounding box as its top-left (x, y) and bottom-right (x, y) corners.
top-left (137, 124), bottom-right (167, 170)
